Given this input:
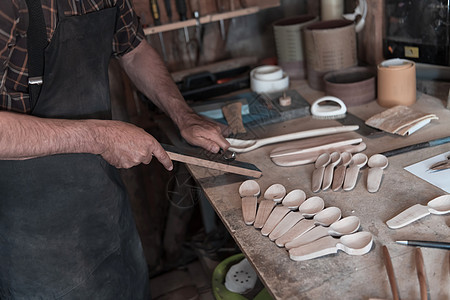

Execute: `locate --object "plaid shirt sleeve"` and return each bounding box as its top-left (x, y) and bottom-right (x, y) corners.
top-left (113, 0), bottom-right (145, 57)
top-left (0, 0), bottom-right (29, 112)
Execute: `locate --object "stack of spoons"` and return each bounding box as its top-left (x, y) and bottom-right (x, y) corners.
top-left (238, 180), bottom-right (373, 261)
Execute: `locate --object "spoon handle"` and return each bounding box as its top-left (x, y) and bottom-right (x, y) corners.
top-left (261, 205), bottom-right (290, 236)
top-left (386, 204), bottom-right (431, 229)
top-left (288, 236), bottom-right (338, 261)
top-left (275, 219), bottom-right (315, 247)
top-left (367, 167), bottom-right (384, 193)
top-left (285, 225), bottom-right (329, 249)
top-left (342, 165), bottom-right (360, 191)
top-left (253, 200), bottom-right (276, 229)
top-left (332, 164), bottom-right (347, 191)
top-left (322, 164), bottom-right (335, 190)
top-left (258, 126), bottom-right (360, 148)
top-left (312, 167), bottom-right (325, 192)
top-left (269, 212), bottom-right (304, 241)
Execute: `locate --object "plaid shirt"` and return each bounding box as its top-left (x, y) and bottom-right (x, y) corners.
top-left (0, 0), bottom-right (144, 113)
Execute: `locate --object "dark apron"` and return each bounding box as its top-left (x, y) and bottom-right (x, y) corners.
top-left (0, 4), bottom-right (149, 299)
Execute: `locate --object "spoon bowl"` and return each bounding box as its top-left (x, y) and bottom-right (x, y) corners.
top-left (264, 183), bottom-right (286, 202)
top-left (427, 194), bottom-right (450, 214)
top-left (329, 216), bottom-right (361, 235)
top-left (282, 189), bottom-right (306, 209)
top-left (239, 180), bottom-right (261, 197)
top-left (313, 206), bottom-right (342, 226)
top-left (368, 154), bottom-right (388, 169)
top-left (299, 196), bottom-right (325, 218)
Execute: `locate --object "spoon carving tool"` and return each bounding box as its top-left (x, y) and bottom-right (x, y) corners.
top-left (162, 143), bottom-right (262, 178)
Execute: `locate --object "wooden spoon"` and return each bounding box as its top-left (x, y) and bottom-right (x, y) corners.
top-left (367, 154), bottom-right (388, 193)
top-left (289, 231), bottom-right (373, 261)
top-left (253, 184), bottom-right (287, 229)
top-left (227, 125), bottom-right (359, 152)
top-left (285, 215), bottom-right (360, 249)
top-left (311, 153), bottom-right (331, 192)
top-left (274, 197), bottom-right (327, 247)
top-left (282, 207), bottom-right (342, 249)
top-left (322, 152), bottom-right (341, 190)
top-left (263, 189), bottom-right (307, 238)
top-left (386, 194), bottom-right (450, 229)
top-left (343, 153), bottom-right (368, 191)
top-left (332, 152), bottom-right (352, 191)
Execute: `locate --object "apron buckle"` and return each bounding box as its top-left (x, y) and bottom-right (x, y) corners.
top-left (28, 76), bottom-right (43, 85)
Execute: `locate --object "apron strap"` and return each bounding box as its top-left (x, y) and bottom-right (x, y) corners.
top-left (25, 0), bottom-right (48, 103)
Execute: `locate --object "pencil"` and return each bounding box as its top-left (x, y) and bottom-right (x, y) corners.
top-left (396, 240), bottom-right (450, 250)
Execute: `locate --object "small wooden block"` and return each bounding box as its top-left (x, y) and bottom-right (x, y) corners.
top-left (253, 200), bottom-right (276, 229)
top-left (242, 196), bottom-right (258, 225)
top-left (222, 102), bottom-right (247, 135)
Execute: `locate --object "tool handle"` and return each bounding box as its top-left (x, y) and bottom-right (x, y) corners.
top-left (175, 0), bottom-right (187, 20)
top-left (149, 0), bottom-right (161, 25)
top-left (382, 245), bottom-right (400, 300)
top-left (415, 248), bottom-right (429, 300)
top-left (163, 0), bottom-right (172, 21)
top-left (190, 0), bottom-right (200, 14)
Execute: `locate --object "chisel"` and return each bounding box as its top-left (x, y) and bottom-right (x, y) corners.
top-left (149, 0), bottom-right (168, 62)
top-left (175, 0), bottom-right (190, 42)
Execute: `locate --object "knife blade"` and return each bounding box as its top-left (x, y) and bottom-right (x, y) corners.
top-left (161, 143), bottom-right (262, 178)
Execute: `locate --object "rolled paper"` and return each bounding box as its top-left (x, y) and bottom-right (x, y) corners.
top-left (377, 58), bottom-right (416, 107)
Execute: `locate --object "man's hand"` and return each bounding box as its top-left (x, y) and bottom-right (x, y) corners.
top-left (93, 120), bottom-right (173, 170)
top-left (178, 111), bottom-right (230, 154)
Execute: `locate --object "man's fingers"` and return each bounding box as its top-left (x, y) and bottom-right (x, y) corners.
top-left (152, 144), bottom-right (173, 171)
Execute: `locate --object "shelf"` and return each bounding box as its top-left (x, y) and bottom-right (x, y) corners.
top-left (143, 6), bottom-right (260, 35)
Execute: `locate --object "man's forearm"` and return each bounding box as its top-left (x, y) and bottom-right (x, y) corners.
top-left (0, 111), bottom-right (101, 160)
top-left (118, 40), bottom-right (193, 128)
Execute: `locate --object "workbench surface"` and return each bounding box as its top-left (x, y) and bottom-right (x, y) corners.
top-left (176, 80), bottom-right (450, 299)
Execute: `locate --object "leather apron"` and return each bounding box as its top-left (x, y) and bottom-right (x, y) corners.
top-left (0, 4), bottom-right (149, 299)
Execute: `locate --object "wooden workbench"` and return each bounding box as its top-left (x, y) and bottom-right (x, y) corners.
top-left (168, 79), bottom-right (450, 299)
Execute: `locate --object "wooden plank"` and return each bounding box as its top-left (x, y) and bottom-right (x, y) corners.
top-left (162, 143), bottom-right (262, 178)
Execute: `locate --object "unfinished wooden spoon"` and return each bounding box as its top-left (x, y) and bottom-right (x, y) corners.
top-left (386, 195), bottom-right (450, 229)
top-left (311, 153), bottom-right (331, 192)
top-left (285, 215), bottom-right (360, 249)
top-left (289, 231), bottom-right (373, 261)
top-left (227, 126), bottom-right (359, 153)
top-left (343, 153), bottom-right (368, 191)
top-left (263, 183), bottom-right (286, 203)
top-left (274, 196), bottom-right (326, 247)
top-left (367, 154), bottom-right (389, 193)
top-left (282, 206), bottom-right (342, 250)
top-left (270, 142), bottom-right (366, 167)
top-left (239, 180), bottom-right (261, 197)
top-left (322, 152), bottom-right (341, 190)
top-left (332, 152), bottom-right (352, 191)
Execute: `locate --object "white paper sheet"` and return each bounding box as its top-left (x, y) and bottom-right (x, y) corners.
top-left (404, 151), bottom-right (450, 193)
